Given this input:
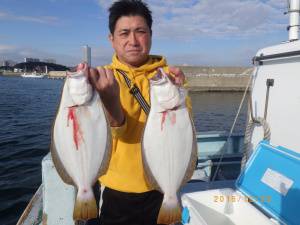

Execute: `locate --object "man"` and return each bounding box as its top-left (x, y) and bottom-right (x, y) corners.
top-left (87, 1), bottom-right (190, 224)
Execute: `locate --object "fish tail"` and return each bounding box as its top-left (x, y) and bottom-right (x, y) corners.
top-left (157, 194), bottom-right (181, 224)
top-left (73, 187), bottom-right (98, 221)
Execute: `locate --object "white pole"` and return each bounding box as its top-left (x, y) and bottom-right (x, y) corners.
top-left (289, 0), bottom-right (300, 41)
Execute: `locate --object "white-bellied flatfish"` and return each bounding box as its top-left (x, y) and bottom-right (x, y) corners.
top-left (142, 68), bottom-right (197, 224)
top-left (50, 63), bottom-right (111, 220)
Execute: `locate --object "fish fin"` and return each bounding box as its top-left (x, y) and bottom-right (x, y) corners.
top-left (50, 82), bottom-right (75, 186)
top-left (141, 147), bottom-right (162, 191)
top-left (157, 195), bottom-right (182, 224)
top-left (73, 188), bottom-right (98, 220)
top-left (141, 124), bottom-right (162, 191)
top-left (181, 117), bottom-right (198, 186)
top-left (96, 98), bottom-right (113, 178)
top-left (50, 138), bottom-right (74, 185)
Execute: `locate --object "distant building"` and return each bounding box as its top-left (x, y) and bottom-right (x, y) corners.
top-left (14, 68), bottom-right (23, 72)
top-left (83, 45), bottom-right (91, 65)
top-left (8, 60), bottom-right (16, 66)
top-left (1, 60), bottom-right (16, 67)
top-left (24, 58), bottom-right (40, 63)
top-left (2, 61), bottom-right (9, 66)
top-left (43, 58), bottom-right (56, 64)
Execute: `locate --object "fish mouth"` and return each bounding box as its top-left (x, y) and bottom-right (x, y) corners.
top-left (151, 68), bottom-right (182, 110)
top-left (67, 63), bottom-right (88, 78)
top-left (150, 69), bottom-right (167, 84)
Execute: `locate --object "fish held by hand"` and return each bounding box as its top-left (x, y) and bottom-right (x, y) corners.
top-left (142, 68), bottom-right (197, 224)
top-left (50, 63), bottom-right (112, 221)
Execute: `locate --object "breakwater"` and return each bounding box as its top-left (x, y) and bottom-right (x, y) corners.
top-left (1, 71), bottom-right (22, 76)
top-left (187, 75), bottom-right (250, 92)
top-left (181, 66), bottom-right (252, 92)
top-left (48, 71), bottom-right (66, 78)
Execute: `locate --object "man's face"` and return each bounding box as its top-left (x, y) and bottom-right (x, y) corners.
top-left (109, 15), bottom-right (152, 67)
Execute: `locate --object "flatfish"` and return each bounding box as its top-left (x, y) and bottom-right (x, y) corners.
top-left (142, 68), bottom-right (198, 224)
top-left (50, 63), bottom-right (111, 220)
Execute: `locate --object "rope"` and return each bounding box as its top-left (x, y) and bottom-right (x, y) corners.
top-left (211, 73), bottom-right (253, 181)
top-left (240, 75), bottom-right (273, 170)
top-left (240, 113), bottom-right (271, 170)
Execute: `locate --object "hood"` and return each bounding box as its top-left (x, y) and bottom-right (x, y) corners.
top-left (109, 54), bottom-right (167, 79)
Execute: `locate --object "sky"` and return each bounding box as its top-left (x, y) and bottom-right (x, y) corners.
top-left (0, 0), bottom-right (290, 67)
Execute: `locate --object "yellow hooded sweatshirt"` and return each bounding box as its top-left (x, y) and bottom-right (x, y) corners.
top-left (99, 54), bottom-right (191, 193)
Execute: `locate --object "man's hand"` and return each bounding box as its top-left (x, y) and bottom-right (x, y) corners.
top-left (168, 66), bottom-right (185, 86)
top-left (89, 67), bottom-right (119, 100)
top-left (88, 67), bottom-right (125, 127)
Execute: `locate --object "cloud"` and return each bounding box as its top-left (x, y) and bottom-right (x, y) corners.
top-left (165, 46), bottom-right (257, 67)
top-left (0, 10), bottom-right (59, 24)
top-left (0, 45), bottom-right (16, 52)
top-left (98, 0), bottom-right (288, 39)
top-left (0, 46), bottom-right (78, 66)
top-left (268, 0), bottom-right (287, 9)
top-left (98, 0), bottom-right (113, 10)
top-left (152, 0), bottom-right (287, 39)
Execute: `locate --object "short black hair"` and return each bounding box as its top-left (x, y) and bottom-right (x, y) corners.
top-left (109, 0), bottom-right (152, 34)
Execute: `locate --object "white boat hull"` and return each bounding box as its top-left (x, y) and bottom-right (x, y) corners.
top-left (21, 73), bottom-right (45, 78)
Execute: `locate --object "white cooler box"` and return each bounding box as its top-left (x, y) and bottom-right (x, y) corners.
top-left (181, 141), bottom-right (300, 225)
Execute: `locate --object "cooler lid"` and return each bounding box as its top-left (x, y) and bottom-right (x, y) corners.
top-left (236, 141), bottom-right (300, 225)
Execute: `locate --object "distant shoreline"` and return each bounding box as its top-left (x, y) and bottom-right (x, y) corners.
top-left (1, 71), bottom-right (67, 79)
top-left (1, 72), bottom-right (22, 76)
top-left (1, 73), bottom-right (251, 92)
